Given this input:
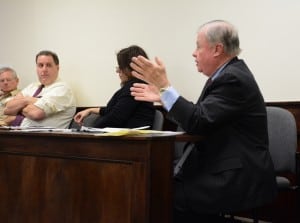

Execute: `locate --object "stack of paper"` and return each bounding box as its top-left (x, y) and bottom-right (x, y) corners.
top-left (80, 126), bottom-right (183, 136)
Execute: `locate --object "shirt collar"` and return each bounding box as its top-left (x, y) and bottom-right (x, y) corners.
top-left (210, 57), bottom-right (236, 81)
top-left (0, 89), bottom-right (19, 99)
top-left (211, 61), bottom-right (229, 81)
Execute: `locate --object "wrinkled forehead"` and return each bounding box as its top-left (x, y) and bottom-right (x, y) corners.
top-left (36, 55), bottom-right (56, 64)
top-left (0, 71), bottom-right (16, 79)
top-left (196, 30), bottom-right (209, 45)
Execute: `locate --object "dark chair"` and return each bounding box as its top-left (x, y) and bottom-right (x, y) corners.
top-left (229, 106), bottom-right (299, 222)
top-left (265, 106), bottom-right (299, 221)
top-left (266, 106), bottom-right (298, 190)
top-left (152, 110), bottom-right (164, 130)
top-left (69, 113), bottom-right (99, 129)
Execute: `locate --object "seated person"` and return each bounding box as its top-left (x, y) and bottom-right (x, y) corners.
top-left (129, 20), bottom-right (277, 222)
top-left (74, 45), bottom-right (155, 129)
top-left (4, 50), bottom-right (76, 128)
top-left (0, 67), bottom-right (21, 126)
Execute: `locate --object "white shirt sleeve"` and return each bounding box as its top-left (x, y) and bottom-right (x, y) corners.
top-left (20, 79), bottom-right (76, 128)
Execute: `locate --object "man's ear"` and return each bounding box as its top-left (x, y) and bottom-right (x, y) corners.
top-left (214, 43), bottom-right (224, 56)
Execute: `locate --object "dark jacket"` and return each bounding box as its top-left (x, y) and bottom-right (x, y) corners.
top-left (93, 78), bottom-right (155, 128)
top-left (171, 57), bottom-right (277, 214)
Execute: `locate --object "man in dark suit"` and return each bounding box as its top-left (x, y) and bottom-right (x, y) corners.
top-left (129, 20), bottom-right (277, 222)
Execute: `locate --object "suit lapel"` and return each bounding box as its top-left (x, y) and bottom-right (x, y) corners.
top-left (197, 78), bottom-right (212, 104)
top-left (196, 57), bottom-right (239, 105)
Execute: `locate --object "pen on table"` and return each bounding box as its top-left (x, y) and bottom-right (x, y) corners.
top-left (132, 126), bottom-right (150, 130)
top-left (47, 129), bottom-right (73, 132)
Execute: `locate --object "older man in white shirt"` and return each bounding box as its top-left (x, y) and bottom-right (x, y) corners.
top-left (0, 67), bottom-right (20, 126)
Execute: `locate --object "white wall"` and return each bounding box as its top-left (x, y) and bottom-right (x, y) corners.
top-left (0, 0), bottom-right (299, 106)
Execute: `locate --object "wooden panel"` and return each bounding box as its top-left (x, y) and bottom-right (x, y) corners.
top-left (0, 155), bottom-right (139, 223)
top-left (0, 131), bottom-right (175, 223)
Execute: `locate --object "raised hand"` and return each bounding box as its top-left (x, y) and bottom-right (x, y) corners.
top-left (130, 56), bottom-right (170, 89)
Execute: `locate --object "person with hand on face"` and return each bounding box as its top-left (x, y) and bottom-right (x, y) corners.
top-left (73, 45), bottom-right (155, 129)
top-left (0, 67), bottom-right (20, 126)
top-left (4, 50), bottom-right (76, 128)
top-left (130, 20), bottom-right (277, 223)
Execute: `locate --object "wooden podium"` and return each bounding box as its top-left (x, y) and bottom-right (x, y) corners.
top-left (0, 130), bottom-right (176, 223)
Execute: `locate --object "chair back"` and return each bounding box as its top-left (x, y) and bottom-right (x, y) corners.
top-left (69, 113), bottom-right (99, 129)
top-left (152, 110), bottom-right (164, 130)
top-left (266, 106), bottom-right (297, 174)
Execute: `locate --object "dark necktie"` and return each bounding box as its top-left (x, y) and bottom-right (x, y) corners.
top-left (197, 77), bottom-right (212, 104)
top-left (11, 85), bottom-right (44, 126)
top-left (32, 84), bottom-right (44, 97)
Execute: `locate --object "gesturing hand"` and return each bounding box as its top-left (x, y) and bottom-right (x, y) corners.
top-left (130, 56), bottom-right (170, 89)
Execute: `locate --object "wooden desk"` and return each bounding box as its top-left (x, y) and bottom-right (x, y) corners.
top-left (0, 130), bottom-right (176, 223)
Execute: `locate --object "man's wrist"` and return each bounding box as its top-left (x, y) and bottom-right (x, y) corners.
top-left (159, 85), bottom-right (171, 95)
top-left (159, 86), bottom-right (180, 112)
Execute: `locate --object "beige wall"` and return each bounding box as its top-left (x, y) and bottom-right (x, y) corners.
top-left (0, 0), bottom-right (299, 106)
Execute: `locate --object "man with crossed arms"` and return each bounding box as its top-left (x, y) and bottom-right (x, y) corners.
top-left (5, 50), bottom-right (76, 128)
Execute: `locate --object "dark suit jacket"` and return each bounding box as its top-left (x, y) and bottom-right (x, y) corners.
top-left (93, 78), bottom-right (155, 128)
top-left (170, 57), bottom-right (277, 214)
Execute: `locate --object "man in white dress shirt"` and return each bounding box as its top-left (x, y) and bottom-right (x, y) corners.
top-left (4, 50), bottom-right (76, 128)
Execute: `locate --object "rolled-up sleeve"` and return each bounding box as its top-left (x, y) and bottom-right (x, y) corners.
top-left (34, 83), bottom-right (76, 116)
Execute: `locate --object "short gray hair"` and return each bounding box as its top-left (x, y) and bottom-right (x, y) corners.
top-left (199, 20), bottom-right (241, 56)
top-left (0, 66), bottom-right (18, 79)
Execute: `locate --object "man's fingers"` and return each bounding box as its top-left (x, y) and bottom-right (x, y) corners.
top-left (131, 56), bottom-right (154, 73)
top-left (154, 57), bottom-right (163, 67)
top-left (133, 56), bottom-right (151, 66)
top-left (133, 83), bottom-right (147, 89)
top-left (130, 60), bottom-right (144, 75)
top-left (131, 90), bottom-right (145, 99)
top-left (131, 71), bottom-right (147, 83)
top-left (130, 83), bottom-right (145, 93)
